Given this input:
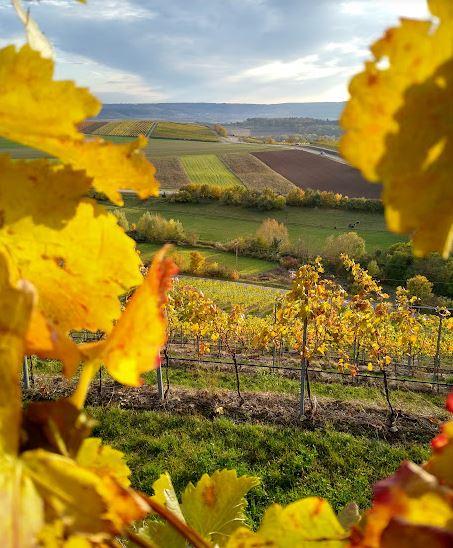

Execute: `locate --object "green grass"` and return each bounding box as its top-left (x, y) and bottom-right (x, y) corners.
top-left (180, 154), bottom-right (243, 188)
top-left (121, 196), bottom-right (404, 253)
top-left (91, 407), bottom-right (429, 526)
top-left (152, 121), bottom-right (219, 142)
top-left (138, 243), bottom-right (276, 276)
top-left (0, 135), bottom-right (286, 161)
top-left (144, 139), bottom-right (288, 159)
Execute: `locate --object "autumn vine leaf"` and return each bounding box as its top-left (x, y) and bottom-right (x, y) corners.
top-left (0, 157), bottom-right (143, 374)
top-left (80, 248), bottom-right (178, 388)
top-left (0, 44), bottom-right (158, 204)
top-left (340, 0), bottom-right (453, 257)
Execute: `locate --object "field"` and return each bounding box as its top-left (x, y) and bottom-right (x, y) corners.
top-left (152, 121), bottom-right (219, 142)
top-left (99, 120), bottom-right (155, 136)
top-left (222, 153), bottom-right (296, 194)
top-left (91, 404), bottom-right (429, 527)
top-left (121, 195), bottom-right (405, 253)
top-left (144, 138), bottom-right (285, 159)
top-left (0, 136), bottom-right (50, 158)
top-left (137, 242), bottom-right (276, 276)
top-left (175, 276), bottom-right (284, 314)
top-left (180, 154), bottom-right (243, 187)
top-left (153, 157), bottom-right (190, 189)
top-left (78, 120), bottom-right (106, 133)
top-left (254, 149), bottom-right (382, 199)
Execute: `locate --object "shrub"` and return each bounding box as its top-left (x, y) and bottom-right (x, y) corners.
top-left (189, 251), bottom-right (206, 274)
top-left (324, 232), bottom-right (366, 262)
top-left (286, 188), bottom-right (305, 206)
top-left (136, 212), bottom-right (186, 243)
top-left (280, 255), bottom-right (300, 270)
top-left (111, 209), bottom-right (129, 232)
top-left (367, 259), bottom-right (381, 278)
top-left (407, 274), bottom-right (434, 304)
top-left (255, 218), bottom-right (289, 251)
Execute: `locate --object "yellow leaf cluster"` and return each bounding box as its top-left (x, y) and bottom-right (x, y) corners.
top-left (340, 0), bottom-right (453, 257)
top-left (0, 45), bottom-right (158, 204)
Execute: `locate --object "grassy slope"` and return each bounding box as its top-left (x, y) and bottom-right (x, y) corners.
top-left (92, 407), bottom-right (429, 527)
top-left (122, 196), bottom-right (404, 253)
top-left (138, 243), bottom-right (276, 275)
top-left (181, 154), bottom-right (243, 188)
top-left (145, 139), bottom-right (288, 159)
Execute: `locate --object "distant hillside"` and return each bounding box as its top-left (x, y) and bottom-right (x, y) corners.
top-left (225, 117), bottom-right (341, 138)
top-left (96, 102), bottom-right (344, 123)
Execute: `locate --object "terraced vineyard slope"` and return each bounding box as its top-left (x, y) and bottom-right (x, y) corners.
top-left (153, 121), bottom-right (219, 142)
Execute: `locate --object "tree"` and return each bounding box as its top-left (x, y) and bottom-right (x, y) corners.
top-left (213, 123), bottom-right (228, 137)
top-left (112, 208), bottom-right (130, 232)
top-left (323, 232), bottom-right (366, 262)
top-left (189, 251), bottom-right (206, 274)
top-left (407, 274), bottom-right (434, 304)
top-left (367, 259), bottom-right (380, 278)
top-left (255, 218), bottom-right (289, 252)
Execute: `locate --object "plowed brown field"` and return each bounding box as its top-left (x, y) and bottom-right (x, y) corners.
top-left (253, 149), bottom-right (382, 199)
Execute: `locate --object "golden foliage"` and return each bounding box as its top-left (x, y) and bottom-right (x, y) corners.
top-left (340, 0), bottom-right (453, 257)
top-left (0, 45), bottom-right (158, 204)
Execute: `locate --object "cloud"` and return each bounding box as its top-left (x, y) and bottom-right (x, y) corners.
top-left (55, 49), bottom-right (166, 102)
top-left (0, 0), bottom-right (431, 103)
top-left (19, 0), bottom-right (157, 21)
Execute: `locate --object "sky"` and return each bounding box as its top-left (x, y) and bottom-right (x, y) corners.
top-left (0, 0), bottom-right (431, 104)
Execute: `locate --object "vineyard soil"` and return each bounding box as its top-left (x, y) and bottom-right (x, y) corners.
top-left (253, 149), bottom-right (383, 199)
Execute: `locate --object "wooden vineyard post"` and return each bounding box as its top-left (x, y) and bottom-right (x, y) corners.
top-left (22, 355), bottom-right (30, 390)
top-left (300, 317), bottom-right (308, 418)
top-left (432, 310), bottom-right (445, 392)
top-left (272, 300), bottom-right (277, 371)
top-left (156, 354), bottom-right (164, 400)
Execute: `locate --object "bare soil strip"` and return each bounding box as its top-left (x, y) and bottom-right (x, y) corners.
top-left (222, 153), bottom-right (296, 194)
top-left (153, 157), bottom-right (190, 190)
top-left (26, 379), bottom-right (441, 444)
top-left (253, 149), bottom-right (382, 199)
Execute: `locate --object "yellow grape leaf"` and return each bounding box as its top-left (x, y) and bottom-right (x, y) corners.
top-left (12, 0), bottom-right (54, 59)
top-left (357, 461), bottom-right (453, 547)
top-left (0, 460), bottom-right (45, 548)
top-left (180, 469), bottom-right (260, 546)
top-left (151, 472), bottom-right (186, 523)
top-left (340, 1), bottom-right (453, 257)
top-left (0, 45), bottom-right (158, 204)
top-left (26, 308), bottom-right (81, 375)
top-left (0, 158), bottom-right (142, 374)
top-left (76, 438), bottom-right (131, 488)
top-left (144, 473), bottom-right (186, 548)
top-left (425, 420), bottom-right (453, 487)
top-left (227, 497), bottom-right (348, 547)
top-left (0, 252), bottom-right (34, 455)
top-left (22, 449), bottom-right (149, 536)
top-left (87, 247), bottom-right (177, 385)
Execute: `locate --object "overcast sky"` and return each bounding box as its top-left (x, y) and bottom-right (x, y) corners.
top-left (0, 0), bottom-right (430, 103)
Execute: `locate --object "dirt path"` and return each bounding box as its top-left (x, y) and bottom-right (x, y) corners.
top-left (26, 379), bottom-right (442, 444)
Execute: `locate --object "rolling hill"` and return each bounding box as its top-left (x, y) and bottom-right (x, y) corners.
top-left (96, 102), bottom-right (344, 123)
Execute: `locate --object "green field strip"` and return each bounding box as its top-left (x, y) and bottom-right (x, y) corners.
top-left (180, 154), bottom-right (244, 188)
